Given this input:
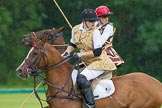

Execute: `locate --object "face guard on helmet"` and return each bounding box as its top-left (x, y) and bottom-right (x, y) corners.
top-left (81, 9), bottom-right (98, 21)
top-left (95, 6), bottom-right (113, 17)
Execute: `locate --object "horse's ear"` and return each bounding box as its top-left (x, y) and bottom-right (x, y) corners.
top-left (59, 26), bottom-right (64, 32)
top-left (30, 33), bottom-right (38, 46)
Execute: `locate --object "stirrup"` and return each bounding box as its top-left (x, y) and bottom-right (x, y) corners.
top-left (86, 104), bottom-right (95, 108)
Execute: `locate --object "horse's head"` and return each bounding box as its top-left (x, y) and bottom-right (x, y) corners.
top-left (44, 26), bottom-right (64, 37)
top-left (21, 27), bottom-right (64, 46)
top-left (16, 37), bottom-right (53, 78)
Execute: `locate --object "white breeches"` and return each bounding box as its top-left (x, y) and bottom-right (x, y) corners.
top-left (80, 67), bottom-right (104, 81)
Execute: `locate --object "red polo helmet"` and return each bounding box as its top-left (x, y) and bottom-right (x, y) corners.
top-left (95, 6), bottom-right (113, 17)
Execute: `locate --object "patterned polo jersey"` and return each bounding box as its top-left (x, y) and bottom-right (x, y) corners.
top-left (73, 24), bottom-right (116, 71)
top-left (99, 23), bottom-right (125, 67)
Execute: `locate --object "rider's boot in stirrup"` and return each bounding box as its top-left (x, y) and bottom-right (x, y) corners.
top-left (83, 90), bottom-right (95, 108)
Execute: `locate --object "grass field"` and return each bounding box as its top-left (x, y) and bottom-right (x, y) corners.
top-left (0, 93), bottom-right (162, 108)
top-left (0, 93), bottom-right (48, 108)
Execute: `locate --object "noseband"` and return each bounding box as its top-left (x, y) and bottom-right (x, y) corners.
top-left (24, 42), bottom-right (47, 76)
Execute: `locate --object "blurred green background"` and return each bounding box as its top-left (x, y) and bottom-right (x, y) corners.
top-left (0, 0), bottom-right (162, 92)
top-left (0, 93), bottom-right (47, 108)
top-left (0, 0), bottom-right (162, 107)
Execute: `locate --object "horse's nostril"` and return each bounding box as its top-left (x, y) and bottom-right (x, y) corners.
top-left (16, 68), bottom-right (22, 72)
top-left (19, 69), bottom-right (22, 73)
top-left (16, 69), bottom-right (28, 78)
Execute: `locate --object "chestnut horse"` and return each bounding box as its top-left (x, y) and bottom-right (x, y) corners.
top-left (16, 37), bottom-right (162, 108)
top-left (22, 26), bottom-right (67, 53)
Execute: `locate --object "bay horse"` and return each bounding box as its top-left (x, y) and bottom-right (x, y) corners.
top-left (16, 37), bottom-right (162, 108)
top-left (22, 26), bottom-right (67, 53)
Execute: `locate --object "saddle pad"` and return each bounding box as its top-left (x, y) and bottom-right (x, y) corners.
top-left (71, 69), bottom-right (78, 86)
top-left (93, 79), bottom-right (115, 100)
top-left (71, 69), bottom-right (115, 100)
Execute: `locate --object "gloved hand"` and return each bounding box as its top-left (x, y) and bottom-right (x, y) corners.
top-left (61, 52), bottom-right (70, 58)
top-left (73, 52), bottom-right (82, 60)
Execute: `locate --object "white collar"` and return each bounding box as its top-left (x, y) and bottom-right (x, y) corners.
top-left (79, 23), bottom-right (84, 30)
top-left (79, 22), bottom-right (95, 31)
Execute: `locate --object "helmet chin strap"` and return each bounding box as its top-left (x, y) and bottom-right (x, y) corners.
top-left (99, 19), bottom-right (104, 25)
top-left (99, 17), bottom-right (109, 25)
top-left (84, 21), bottom-right (90, 29)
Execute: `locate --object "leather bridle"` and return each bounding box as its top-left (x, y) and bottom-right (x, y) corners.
top-left (24, 42), bottom-right (81, 108)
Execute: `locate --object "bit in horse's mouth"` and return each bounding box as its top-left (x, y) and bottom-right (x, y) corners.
top-left (16, 68), bottom-right (30, 78)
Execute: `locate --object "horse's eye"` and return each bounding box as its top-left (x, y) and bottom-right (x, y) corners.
top-left (33, 52), bottom-right (38, 55)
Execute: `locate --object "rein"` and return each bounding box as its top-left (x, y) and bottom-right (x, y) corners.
top-left (27, 43), bottom-right (82, 107)
top-left (52, 44), bottom-right (69, 47)
top-left (36, 74), bottom-right (81, 100)
top-left (32, 56), bottom-right (81, 108)
top-left (30, 54), bottom-right (74, 75)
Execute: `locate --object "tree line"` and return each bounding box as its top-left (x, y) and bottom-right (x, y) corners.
top-left (0, 0), bottom-right (162, 86)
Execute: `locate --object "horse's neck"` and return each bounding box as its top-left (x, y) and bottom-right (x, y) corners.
top-left (52, 36), bottom-right (65, 44)
top-left (46, 62), bottom-right (72, 84)
top-left (46, 46), bottom-right (72, 89)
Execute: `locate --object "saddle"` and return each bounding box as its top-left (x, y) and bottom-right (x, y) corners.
top-left (71, 67), bottom-right (115, 100)
top-left (91, 72), bottom-right (115, 100)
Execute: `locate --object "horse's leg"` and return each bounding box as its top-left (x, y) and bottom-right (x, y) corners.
top-left (43, 106), bottom-right (49, 108)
